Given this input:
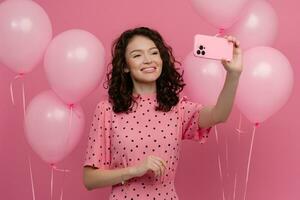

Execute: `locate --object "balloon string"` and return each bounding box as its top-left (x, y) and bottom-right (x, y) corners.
top-left (9, 73), bottom-right (23, 105)
top-left (235, 112), bottom-right (246, 135)
top-left (52, 165), bottom-right (70, 173)
top-left (233, 119), bottom-right (245, 200)
top-left (54, 165), bottom-right (70, 200)
top-left (65, 103), bottom-right (73, 166)
top-left (214, 125), bottom-right (226, 200)
top-left (28, 154), bottom-right (36, 200)
top-left (49, 104), bottom-right (74, 200)
top-left (22, 81), bottom-right (26, 119)
top-left (215, 28), bottom-right (225, 37)
top-left (225, 135), bottom-right (229, 177)
top-left (218, 154), bottom-right (226, 200)
top-left (243, 123), bottom-right (259, 200)
top-left (51, 164), bottom-right (54, 200)
top-left (214, 125), bottom-right (219, 144)
top-left (9, 73), bottom-right (26, 118)
top-left (50, 164), bottom-right (70, 200)
top-left (233, 172), bottom-right (237, 200)
top-left (67, 104), bottom-right (73, 153)
top-left (60, 170), bottom-right (67, 200)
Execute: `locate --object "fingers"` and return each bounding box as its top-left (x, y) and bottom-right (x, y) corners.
top-left (153, 160), bottom-right (165, 178)
top-left (157, 158), bottom-right (167, 182)
top-left (224, 35), bottom-right (240, 48)
top-left (149, 156), bottom-right (167, 180)
top-left (152, 159), bottom-right (166, 182)
top-left (151, 161), bottom-right (162, 178)
top-left (155, 157), bottom-right (167, 170)
top-left (221, 59), bottom-right (228, 65)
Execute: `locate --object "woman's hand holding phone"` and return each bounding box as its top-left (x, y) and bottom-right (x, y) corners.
top-left (193, 34), bottom-right (243, 74)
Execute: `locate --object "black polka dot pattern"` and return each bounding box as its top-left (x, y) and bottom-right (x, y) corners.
top-left (83, 94), bottom-right (212, 199)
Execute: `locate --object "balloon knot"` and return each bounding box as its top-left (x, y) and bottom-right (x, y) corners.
top-left (254, 122), bottom-right (259, 127)
top-left (69, 103), bottom-right (74, 108)
top-left (219, 28), bottom-right (225, 35)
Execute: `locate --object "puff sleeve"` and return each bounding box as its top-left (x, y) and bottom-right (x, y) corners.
top-left (180, 96), bottom-right (212, 144)
top-left (83, 100), bottom-right (112, 169)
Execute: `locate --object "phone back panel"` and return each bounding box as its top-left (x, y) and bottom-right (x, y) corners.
top-left (194, 34), bottom-right (233, 61)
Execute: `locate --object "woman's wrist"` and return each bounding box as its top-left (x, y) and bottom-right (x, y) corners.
top-left (121, 166), bottom-right (139, 184)
top-left (127, 166), bottom-right (139, 178)
top-left (227, 70), bottom-right (242, 78)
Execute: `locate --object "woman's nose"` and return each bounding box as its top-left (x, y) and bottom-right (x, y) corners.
top-left (143, 54), bottom-right (152, 63)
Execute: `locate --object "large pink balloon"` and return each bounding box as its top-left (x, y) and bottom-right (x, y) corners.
top-left (183, 52), bottom-right (226, 105)
top-left (191, 0), bottom-right (249, 29)
top-left (228, 0), bottom-right (278, 50)
top-left (0, 0), bottom-right (52, 73)
top-left (44, 29), bottom-right (105, 104)
top-left (24, 90), bottom-right (85, 164)
top-left (236, 47), bottom-right (294, 123)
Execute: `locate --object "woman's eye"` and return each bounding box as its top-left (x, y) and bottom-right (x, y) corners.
top-left (152, 51), bottom-right (159, 55)
top-left (133, 55), bottom-right (140, 58)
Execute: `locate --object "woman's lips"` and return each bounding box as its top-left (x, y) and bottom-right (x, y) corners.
top-left (141, 66), bottom-right (157, 72)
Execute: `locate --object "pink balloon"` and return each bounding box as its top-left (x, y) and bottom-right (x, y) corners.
top-left (191, 0), bottom-right (249, 29)
top-left (183, 52), bottom-right (226, 105)
top-left (228, 0), bottom-right (278, 50)
top-left (44, 29), bottom-right (105, 104)
top-left (236, 47), bottom-right (294, 123)
top-left (24, 90), bottom-right (85, 164)
top-left (0, 0), bottom-right (52, 73)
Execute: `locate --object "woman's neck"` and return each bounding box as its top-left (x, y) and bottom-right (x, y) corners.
top-left (132, 83), bottom-right (156, 95)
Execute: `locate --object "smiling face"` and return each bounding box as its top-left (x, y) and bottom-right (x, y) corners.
top-left (124, 35), bottom-right (163, 88)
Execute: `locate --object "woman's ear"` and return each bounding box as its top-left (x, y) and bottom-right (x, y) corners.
top-left (124, 68), bottom-right (130, 73)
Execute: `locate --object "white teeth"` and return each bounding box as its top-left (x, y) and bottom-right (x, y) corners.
top-left (141, 67), bottom-right (156, 71)
top-left (142, 67), bottom-right (156, 72)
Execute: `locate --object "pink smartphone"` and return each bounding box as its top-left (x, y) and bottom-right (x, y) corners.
top-left (193, 34), bottom-right (233, 61)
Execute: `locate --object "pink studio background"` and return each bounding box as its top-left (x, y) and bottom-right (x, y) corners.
top-left (0, 0), bottom-right (299, 199)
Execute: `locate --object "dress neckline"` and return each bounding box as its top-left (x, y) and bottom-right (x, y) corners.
top-left (133, 92), bottom-right (156, 99)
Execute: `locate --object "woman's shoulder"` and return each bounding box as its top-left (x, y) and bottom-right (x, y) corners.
top-left (96, 98), bottom-right (113, 111)
top-left (178, 95), bottom-right (190, 106)
top-left (177, 94), bottom-right (201, 110)
top-left (179, 95), bottom-right (188, 102)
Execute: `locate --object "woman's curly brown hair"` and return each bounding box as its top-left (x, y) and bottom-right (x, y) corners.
top-left (104, 27), bottom-right (186, 113)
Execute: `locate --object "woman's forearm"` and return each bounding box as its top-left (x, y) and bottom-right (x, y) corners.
top-left (83, 166), bottom-right (137, 190)
top-left (212, 72), bottom-right (241, 122)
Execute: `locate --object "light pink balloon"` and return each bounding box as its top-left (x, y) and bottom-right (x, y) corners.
top-left (0, 0), bottom-right (52, 73)
top-left (183, 52), bottom-right (226, 105)
top-left (191, 0), bottom-right (249, 29)
top-left (24, 90), bottom-right (85, 164)
top-left (44, 29), bottom-right (105, 104)
top-left (228, 0), bottom-right (278, 50)
top-left (236, 47), bottom-right (294, 123)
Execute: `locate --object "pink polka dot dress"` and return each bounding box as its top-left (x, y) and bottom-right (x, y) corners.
top-left (83, 93), bottom-right (212, 200)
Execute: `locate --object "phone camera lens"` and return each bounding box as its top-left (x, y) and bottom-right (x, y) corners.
top-left (199, 45), bottom-right (204, 50)
top-left (202, 51), bottom-right (205, 55)
top-left (196, 50), bottom-right (201, 55)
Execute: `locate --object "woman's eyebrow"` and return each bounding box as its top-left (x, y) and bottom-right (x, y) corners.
top-left (129, 47), bottom-right (158, 55)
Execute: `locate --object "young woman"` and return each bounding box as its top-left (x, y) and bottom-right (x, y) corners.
top-left (83, 27), bottom-right (242, 199)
